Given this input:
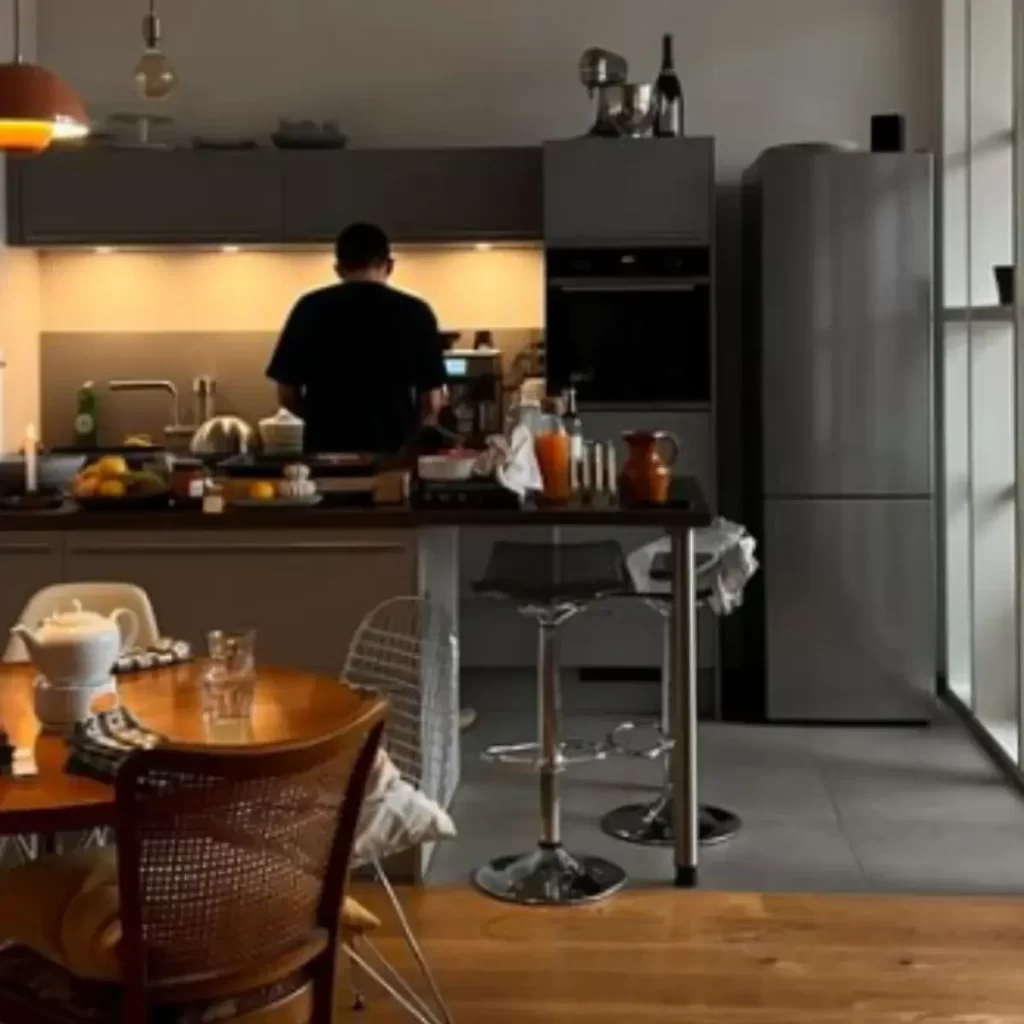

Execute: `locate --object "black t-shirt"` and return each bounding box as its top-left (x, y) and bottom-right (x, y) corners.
top-left (266, 282), bottom-right (445, 454)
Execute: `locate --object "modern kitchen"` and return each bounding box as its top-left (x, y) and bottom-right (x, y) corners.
top-left (0, 0), bottom-right (1021, 912)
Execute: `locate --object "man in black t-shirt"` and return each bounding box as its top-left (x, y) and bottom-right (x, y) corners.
top-left (266, 223), bottom-right (446, 454)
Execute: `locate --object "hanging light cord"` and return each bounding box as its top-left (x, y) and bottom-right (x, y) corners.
top-left (12, 0), bottom-right (23, 64)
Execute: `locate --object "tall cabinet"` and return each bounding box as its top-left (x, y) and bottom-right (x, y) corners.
top-left (461, 138), bottom-right (719, 711)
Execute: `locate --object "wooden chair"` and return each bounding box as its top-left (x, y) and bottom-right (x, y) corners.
top-left (0, 697), bottom-right (387, 1024)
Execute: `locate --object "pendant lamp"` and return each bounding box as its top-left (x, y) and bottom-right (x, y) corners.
top-left (133, 0), bottom-right (177, 100)
top-left (0, 0), bottom-right (89, 153)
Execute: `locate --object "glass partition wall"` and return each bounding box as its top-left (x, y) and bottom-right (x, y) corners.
top-left (942, 0), bottom-right (1021, 763)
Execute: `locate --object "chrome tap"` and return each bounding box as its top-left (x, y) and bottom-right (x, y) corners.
top-left (108, 376), bottom-right (216, 441)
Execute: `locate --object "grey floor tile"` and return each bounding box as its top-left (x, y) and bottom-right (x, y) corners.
top-left (847, 823), bottom-right (1024, 895)
top-left (443, 671), bottom-right (1024, 896)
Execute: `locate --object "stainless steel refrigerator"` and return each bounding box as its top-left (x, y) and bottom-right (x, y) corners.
top-left (737, 145), bottom-right (936, 723)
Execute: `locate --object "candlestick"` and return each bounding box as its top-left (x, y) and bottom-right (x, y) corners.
top-left (24, 424), bottom-right (37, 494)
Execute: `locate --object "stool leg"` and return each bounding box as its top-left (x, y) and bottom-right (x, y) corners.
top-left (538, 620), bottom-right (560, 847)
top-left (601, 609), bottom-right (742, 848)
top-left (472, 617), bottom-right (628, 906)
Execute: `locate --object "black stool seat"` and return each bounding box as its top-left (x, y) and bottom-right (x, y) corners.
top-left (474, 540), bottom-right (632, 605)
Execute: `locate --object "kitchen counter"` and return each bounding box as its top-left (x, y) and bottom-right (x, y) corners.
top-left (0, 477), bottom-right (710, 887)
top-left (0, 479), bottom-right (710, 530)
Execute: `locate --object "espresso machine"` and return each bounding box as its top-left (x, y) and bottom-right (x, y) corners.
top-left (578, 47), bottom-right (628, 137)
top-left (441, 348), bottom-right (503, 442)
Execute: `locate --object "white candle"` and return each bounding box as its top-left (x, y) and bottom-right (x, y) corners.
top-left (24, 424), bottom-right (37, 494)
top-left (607, 441), bottom-right (618, 498)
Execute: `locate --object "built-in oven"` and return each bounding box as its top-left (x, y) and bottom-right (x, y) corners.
top-left (545, 246), bottom-right (712, 405)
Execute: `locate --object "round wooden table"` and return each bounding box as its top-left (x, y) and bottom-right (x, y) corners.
top-left (0, 663), bottom-right (369, 836)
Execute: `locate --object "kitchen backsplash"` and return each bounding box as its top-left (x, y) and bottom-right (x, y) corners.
top-left (40, 329), bottom-right (542, 449)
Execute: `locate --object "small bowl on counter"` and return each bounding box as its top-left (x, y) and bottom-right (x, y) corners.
top-left (258, 408), bottom-right (305, 457)
top-left (417, 451), bottom-right (481, 482)
top-left (0, 453), bottom-right (86, 497)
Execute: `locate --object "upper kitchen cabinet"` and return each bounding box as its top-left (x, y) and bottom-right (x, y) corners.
top-left (283, 147), bottom-right (542, 243)
top-left (6, 150), bottom-right (283, 245)
top-left (543, 138), bottom-right (715, 246)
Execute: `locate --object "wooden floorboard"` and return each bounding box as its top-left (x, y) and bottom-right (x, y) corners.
top-left (344, 885), bottom-right (1024, 1022)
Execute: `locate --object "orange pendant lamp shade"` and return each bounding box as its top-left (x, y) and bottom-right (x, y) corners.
top-left (0, 63), bottom-right (89, 153)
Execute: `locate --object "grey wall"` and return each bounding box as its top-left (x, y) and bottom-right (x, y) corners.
top-left (41, 332), bottom-right (280, 448)
top-left (39, 0), bottom-right (940, 177)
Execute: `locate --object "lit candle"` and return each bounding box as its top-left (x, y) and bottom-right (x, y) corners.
top-left (24, 424), bottom-right (37, 494)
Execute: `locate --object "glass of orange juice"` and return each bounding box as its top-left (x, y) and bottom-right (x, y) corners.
top-left (535, 420), bottom-right (572, 505)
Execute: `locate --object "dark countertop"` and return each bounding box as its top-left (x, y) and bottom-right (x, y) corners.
top-left (0, 478), bottom-right (710, 532)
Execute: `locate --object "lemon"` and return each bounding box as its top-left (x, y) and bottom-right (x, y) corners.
top-left (95, 455), bottom-right (129, 478)
top-left (97, 478), bottom-right (126, 499)
top-left (249, 481), bottom-right (276, 501)
top-left (73, 476), bottom-right (99, 499)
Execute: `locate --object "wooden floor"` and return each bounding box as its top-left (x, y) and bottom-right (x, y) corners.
top-left (348, 885), bottom-right (1024, 1022)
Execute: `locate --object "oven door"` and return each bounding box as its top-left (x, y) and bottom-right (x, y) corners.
top-left (546, 278), bottom-right (711, 404)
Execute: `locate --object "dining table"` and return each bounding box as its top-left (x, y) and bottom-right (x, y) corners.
top-left (0, 662), bottom-right (368, 838)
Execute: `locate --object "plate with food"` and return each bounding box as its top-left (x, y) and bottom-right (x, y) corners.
top-left (72, 456), bottom-right (171, 509)
top-left (230, 476), bottom-right (322, 508)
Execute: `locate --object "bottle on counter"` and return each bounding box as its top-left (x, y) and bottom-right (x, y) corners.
top-left (561, 385), bottom-right (584, 493)
top-left (535, 398), bottom-right (572, 506)
top-left (654, 33), bottom-right (684, 138)
top-left (74, 381), bottom-right (99, 449)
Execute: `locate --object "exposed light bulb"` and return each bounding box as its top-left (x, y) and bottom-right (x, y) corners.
top-left (133, 2), bottom-right (176, 100)
top-left (134, 47), bottom-right (176, 100)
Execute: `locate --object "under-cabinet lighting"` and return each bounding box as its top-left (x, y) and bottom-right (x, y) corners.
top-left (474, 242), bottom-right (493, 252)
top-left (221, 245), bottom-right (241, 254)
top-left (94, 246), bottom-right (115, 255)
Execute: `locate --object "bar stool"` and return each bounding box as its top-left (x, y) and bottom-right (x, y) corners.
top-left (472, 540), bottom-right (630, 906)
top-left (601, 551), bottom-right (742, 847)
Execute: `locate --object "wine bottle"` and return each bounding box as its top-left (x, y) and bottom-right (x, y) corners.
top-left (654, 33), bottom-right (684, 138)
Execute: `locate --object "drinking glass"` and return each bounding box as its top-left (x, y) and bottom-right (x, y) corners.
top-left (202, 628), bottom-right (257, 724)
top-left (534, 422), bottom-right (572, 505)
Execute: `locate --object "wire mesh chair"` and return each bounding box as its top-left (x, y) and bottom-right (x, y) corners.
top-left (341, 596), bottom-right (459, 1024)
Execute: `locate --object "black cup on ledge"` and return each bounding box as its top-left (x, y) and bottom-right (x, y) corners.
top-left (995, 265), bottom-right (1015, 307)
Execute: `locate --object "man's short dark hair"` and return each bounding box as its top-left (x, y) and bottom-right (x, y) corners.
top-left (335, 223), bottom-right (392, 271)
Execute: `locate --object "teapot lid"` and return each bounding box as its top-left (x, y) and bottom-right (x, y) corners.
top-left (40, 600), bottom-right (118, 636)
top-left (260, 407), bottom-right (304, 427)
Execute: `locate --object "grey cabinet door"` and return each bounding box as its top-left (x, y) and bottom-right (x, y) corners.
top-left (0, 535), bottom-right (63, 653)
top-left (544, 138), bottom-right (714, 245)
top-left (10, 151), bottom-right (283, 244)
top-left (758, 151), bottom-right (934, 496)
top-left (764, 498), bottom-right (936, 722)
top-left (63, 530), bottom-right (417, 677)
top-left (283, 148), bottom-right (542, 243)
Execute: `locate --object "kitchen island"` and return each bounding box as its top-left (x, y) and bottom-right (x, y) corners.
top-left (0, 479), bottom-right (711, 886)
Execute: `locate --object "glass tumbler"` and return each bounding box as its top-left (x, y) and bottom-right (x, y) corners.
top-left (202, 628), bottom-right (257, 724)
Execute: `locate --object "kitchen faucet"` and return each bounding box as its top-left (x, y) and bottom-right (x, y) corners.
top-left (108, 376), bottom-right (216, 441)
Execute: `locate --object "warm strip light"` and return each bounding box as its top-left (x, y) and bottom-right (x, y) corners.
top-left (0, 119), bottom-right (52, 152)
top-left (221, 245), bottom-right (241, 254)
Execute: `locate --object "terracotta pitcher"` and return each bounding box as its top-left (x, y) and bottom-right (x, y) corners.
top-left (619, 430), bottom-right (679, 506)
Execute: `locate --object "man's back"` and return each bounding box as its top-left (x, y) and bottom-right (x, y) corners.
top-left (267, 281), bottom-right (442, 453)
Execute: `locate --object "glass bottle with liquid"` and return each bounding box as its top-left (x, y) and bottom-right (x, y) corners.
top-left (654, 33), bottom-right (684, 138)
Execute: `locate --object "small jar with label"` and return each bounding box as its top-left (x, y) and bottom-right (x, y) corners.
top-left (169, 458), bottom-right (208, 506)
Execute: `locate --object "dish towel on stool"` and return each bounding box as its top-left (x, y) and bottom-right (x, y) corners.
top-left (627, 517), bottom-right (759, 614)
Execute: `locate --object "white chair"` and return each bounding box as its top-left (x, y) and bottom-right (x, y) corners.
top-left (4, 582), bottom-right (161, 663)
top-left (341, 596), bottom-right (458, 1024)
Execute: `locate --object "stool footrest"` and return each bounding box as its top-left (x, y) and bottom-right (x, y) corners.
top-left (482, 738), bottom-right (608, 770)
top-left (607, 720), bottom-right (674, 760)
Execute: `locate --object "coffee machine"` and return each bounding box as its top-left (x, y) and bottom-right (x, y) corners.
top-left (441, 347), bottom-right (503, 442)
top-left (578, 47), bottom-right (628, 137)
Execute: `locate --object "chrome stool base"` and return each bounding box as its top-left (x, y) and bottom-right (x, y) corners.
top-left (601, 796), bottom-right (741, 847)
top-left (473, 844), bottom-right (628, 906)
top-left (482, 738), bottom-right (607, 769)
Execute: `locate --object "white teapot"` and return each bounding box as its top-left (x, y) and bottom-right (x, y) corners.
top-left (10, 600), bottom-right (138, 687)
